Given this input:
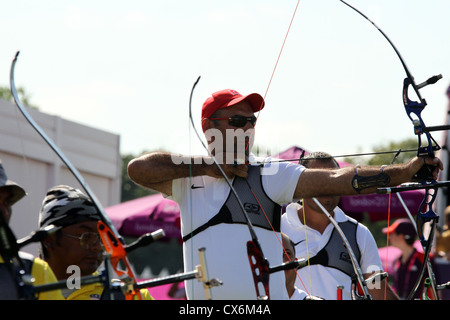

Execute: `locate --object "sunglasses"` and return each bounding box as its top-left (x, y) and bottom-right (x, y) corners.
top-left (62, 232), bottom-right (102, 250)
top-left (209, 115), bottom-right (257, 128)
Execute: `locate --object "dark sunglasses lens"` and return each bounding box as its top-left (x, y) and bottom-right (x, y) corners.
top-left (229, 116), bottom-right (256, 127)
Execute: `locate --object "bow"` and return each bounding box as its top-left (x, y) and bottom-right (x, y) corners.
top-left (9, 52), bottom-right (229, 300)
top-left (9, 51), bottom-right (142, 299)
top-left (338, 0), bottom-right (443, 300)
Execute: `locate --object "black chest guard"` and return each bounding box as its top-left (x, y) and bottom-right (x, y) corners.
top-left (182, 165), bottom-right (281, 242)
top-left (306, 219), bottom-right (361, 277)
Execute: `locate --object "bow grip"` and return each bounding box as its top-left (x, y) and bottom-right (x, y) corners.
top-left (247, 241), bottom-right (270, 300)
top-left (412, 162), bottom-right (436, 182)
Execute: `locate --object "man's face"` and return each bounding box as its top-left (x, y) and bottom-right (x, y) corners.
top-left (0, 188), bottom-right (13, 223)
top-left (205, 101), bottom-right (255, 164)
top-left (303, 160), bottom-right (341, 214)
top-left (49, 220), bottom-right (104, 277)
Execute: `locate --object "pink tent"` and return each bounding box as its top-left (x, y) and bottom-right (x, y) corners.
top-left (105, 193), bottom-right (181, 239)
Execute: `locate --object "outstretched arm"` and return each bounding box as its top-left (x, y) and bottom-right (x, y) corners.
top-left (127, 151), bottom-right (249, 195)
top-left (294, 156), bottom-right (442, 199)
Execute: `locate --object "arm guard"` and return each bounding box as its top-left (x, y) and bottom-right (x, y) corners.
top-left (351, 165), bottom-right (391, 194)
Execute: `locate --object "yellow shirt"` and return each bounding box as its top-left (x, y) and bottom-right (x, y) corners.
top-left (63, 272), bottom-right (154, 300)
top-left (0, 254), bottom-right (64, 300)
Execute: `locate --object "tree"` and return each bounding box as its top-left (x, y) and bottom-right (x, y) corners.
top-left (120, 152), bottom-right (155, 202)
top-left (0, 85), bottom-right (38, 109)
top-left (344, 138), bottom-right (417, 166)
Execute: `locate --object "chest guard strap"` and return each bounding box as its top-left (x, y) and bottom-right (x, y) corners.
top-left (305, 219), bottom-right (361, 277)
top-left (183, 165), bottom-right (281, 242)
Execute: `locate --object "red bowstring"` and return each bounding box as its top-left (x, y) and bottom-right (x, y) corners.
top-left (262, 0), bottom-right (301, 103)
top-left (247, 0), bottom-right (301, 151)
top-left (241, 0), bottom-right (308, 298)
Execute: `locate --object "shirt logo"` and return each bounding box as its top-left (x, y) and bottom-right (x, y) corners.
top-left (244, 203), bottom-right (260, 214)
top-left (339, 251), bottom-right (351, 264)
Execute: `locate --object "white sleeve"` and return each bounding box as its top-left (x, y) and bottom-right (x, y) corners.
top-left (261, 160), bottom-right (305, 204)
top-left (357, 223), bottom-right (384, 274)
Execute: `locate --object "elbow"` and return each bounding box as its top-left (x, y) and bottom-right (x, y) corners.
top-left (127, 158), bottom-right (143, 184)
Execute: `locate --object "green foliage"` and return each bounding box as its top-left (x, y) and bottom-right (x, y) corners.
top-left (0, 86), bottom-right (38, 109)
top-left (120, 152), bottom-right (156, 202)
top-left (343, 138), bottom-right (417, 166)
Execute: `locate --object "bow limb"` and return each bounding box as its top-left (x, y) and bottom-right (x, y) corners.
top-left (10, 52), bottom-right (121, 240)
top-left (9, 52), bottom-right (141, 299)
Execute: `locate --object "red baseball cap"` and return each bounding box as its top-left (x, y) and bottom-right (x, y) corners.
top-left (201, 89), bottom-right (265, 131)
top-left (382, 218), bottom-right (416, 240)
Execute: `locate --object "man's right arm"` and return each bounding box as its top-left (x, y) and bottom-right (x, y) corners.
top-left (127, 151), bottom-right (249, 195)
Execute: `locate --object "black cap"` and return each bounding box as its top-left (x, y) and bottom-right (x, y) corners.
top-left (39, 185), bottom-right (101, 229)
top-left (0, 160), bottom-right (26, 205)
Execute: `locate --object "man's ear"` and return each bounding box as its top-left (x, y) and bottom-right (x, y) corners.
top-left (202, 118), bottom-right (214, 132)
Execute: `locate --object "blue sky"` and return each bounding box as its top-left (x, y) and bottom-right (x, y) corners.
top-left (1, 0), bottom-right (449, 158)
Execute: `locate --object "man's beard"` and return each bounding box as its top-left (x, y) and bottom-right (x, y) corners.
top-left (206, 128), bottom-right (255, 164)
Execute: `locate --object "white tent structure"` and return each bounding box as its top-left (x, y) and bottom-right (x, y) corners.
top-left (0, 98), bottom-right (121, 256)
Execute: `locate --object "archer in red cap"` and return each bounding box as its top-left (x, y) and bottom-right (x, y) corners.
top-left (127, 86), bottom-right (443, 300)
top-left (383, 218), bottom-right (439, 299)
top-left (201, 89), bottom-right (264, 132)
top-left (382, 218), bottom-right (416, 243)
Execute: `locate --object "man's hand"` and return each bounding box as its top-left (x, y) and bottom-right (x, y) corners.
top-left (206, 162), bottom-right (249, 179)
top-left (408, 156), bottom-right (443, 182)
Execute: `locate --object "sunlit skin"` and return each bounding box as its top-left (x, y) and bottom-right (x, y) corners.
top-left (203, 100), bottom-right (255, 165)
top-left (44, 221), bottom-right (103, 280)
top-left (299, 160), bottom-right (341, 234)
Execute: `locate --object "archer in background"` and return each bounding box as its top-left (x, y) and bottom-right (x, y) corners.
top-left (281, 152), bottom-right (399, 300)
top-left (38, 185), bottom-right (153, 300)
top-left (0, 160), bottom-right (63, 300)
top-left (127, 88), bottom-right (442, 300)
top-left (383, 218), bottom-right (439, 300)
